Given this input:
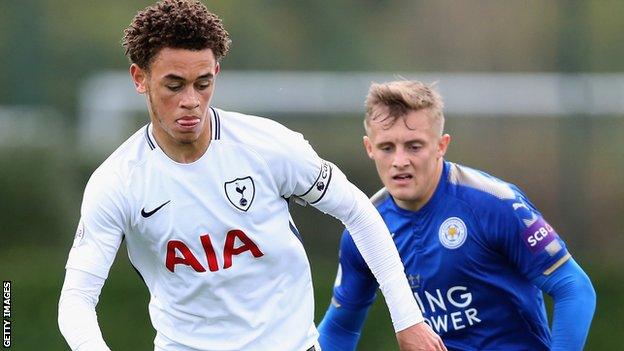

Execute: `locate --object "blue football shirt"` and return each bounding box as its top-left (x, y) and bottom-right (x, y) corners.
top-left (332, 161), bottom-right (570, 351)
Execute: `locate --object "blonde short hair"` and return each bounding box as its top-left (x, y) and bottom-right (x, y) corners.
top-left (364, 80), bottom-right (445, 135)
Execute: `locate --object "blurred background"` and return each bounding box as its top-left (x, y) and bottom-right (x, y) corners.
top-left (1, 0), bottom-right (623, 349)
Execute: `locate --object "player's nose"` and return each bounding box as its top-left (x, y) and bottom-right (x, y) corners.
top-left (180, 87), bottom-right (200, 109)
top-left (391, 149), bottom-right (410, 168)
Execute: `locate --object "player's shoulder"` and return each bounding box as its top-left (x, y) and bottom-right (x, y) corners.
top-left (444, 161), bottom-right (526, 214)
top-left (216, 108), bottom-right (305, 147)
top-left (369, 187), bottom-right (394, 212)
top-left (89, 125), bottom-right (153, 188)
top-left (214, 108), bottom-right (317, 171)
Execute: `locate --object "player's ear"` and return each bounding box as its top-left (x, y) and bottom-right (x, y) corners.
top-left (130, 64), bottom-right (148, 94)
top-left (437, 134), bottom-right (451, 158)
top-left (215, 62), bottom-right (221, 76)
top-left (363, 136), bottom-right (375, 159)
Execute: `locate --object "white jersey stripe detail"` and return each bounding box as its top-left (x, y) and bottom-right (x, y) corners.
top-left (145, 124), bottom-right (156, 150)
top-left (448, 163), bottom-right (515, 200)
top-left (210, 107), bottom-right (221, 140)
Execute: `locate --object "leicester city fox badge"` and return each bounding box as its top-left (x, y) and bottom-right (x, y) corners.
top-left (438, 217), bottom-right (468, 249)
top-left (224, 176), bottom-right (255, 212)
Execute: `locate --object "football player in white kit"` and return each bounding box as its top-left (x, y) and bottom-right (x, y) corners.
top-left (57, 1), bottom-right (446, 350)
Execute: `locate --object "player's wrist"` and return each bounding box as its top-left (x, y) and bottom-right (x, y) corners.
top-left (380, 274), bottom-right (424, 332)
top-left (392, 313), bottom-right (425, 333)
top-left (75, 339), bottom-right (111, 351)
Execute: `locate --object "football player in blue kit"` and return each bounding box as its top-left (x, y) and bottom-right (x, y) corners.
top-left (318, 80), bottom-right (596, 351)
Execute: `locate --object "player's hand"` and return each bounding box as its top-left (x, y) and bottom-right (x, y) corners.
top-left (396, 322), bottom-right (447, 351)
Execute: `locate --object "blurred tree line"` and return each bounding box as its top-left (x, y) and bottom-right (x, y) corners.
top-left (3, 0), bottom-right (624, 115)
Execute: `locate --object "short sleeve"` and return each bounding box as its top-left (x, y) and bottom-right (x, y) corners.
top-left (256, 122), bottom-right (329, 202)
top-left (486, 189), bottom-right (570, 280)
top-left (332, 230), bottom-right (379, 309)
top-left (65, 168), bottom-right (127, 279)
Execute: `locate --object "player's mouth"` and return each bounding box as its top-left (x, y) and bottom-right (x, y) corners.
top-left (391, 173), bottom-right (413, 184)
top-left (176, 116), bottom-right (201, 131)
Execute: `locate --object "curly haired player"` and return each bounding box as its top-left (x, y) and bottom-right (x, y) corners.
top-left (57, 2), bottom-right (445, 350)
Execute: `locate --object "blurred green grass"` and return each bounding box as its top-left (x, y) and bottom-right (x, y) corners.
top-left (2, 245), bottom-right (622, 350)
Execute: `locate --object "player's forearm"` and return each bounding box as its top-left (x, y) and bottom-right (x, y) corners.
top-left (58, 269), bottom-right (111, 351)
top-left (318, 303), bottom-right (369, 351)
top-left (550, 263), bottom-right (595, 350)
top-left (312, 166), bottom-right (423, 331)
top-left (348, 212), bottom-right (423, 331)
top-left (534, 258), bottom-right (596, 351)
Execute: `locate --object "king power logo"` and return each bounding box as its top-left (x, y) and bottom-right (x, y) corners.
top-left (413, 285), bottom-right (482, 333)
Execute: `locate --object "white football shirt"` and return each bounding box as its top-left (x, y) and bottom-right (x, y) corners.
top-left (67, 108), bottom-right (328, 350)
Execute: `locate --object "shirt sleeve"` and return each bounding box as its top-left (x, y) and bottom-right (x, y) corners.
top-left (485, 188), bottom-right (570, 280)
top-left (332, 230), bottom-right (379, 309)
top-left (255, 122), bottom-right (327, 200)
top-left (65, 168), bottom-right (127, 279)
top-left (58, 269), bottom-right (111, 351)
top-left (531, 257), bottom-right (596, 351)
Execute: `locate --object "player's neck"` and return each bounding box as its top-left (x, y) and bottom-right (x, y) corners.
top-left (153, 126), bottom-right (212, 164)
top-left (163, 140), bottom-right (210, 164)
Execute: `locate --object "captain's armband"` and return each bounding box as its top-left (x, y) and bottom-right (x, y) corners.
top-left (297, 161), bottom-right (333, 205)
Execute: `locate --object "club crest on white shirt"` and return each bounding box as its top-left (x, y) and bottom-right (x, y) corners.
top-left (224, 176), bottom-right (256, 212)
top-left (438, 217), bottom-right (468, 249)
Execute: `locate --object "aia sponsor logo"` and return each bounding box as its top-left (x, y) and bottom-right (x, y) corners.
top-left (166, 230), bottom-right (264, 272)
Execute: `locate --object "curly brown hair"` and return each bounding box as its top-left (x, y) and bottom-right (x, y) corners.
top-left (122, 0), bottom-right (231, 70)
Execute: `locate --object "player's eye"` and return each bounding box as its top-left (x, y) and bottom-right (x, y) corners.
top-left (196, 80), bottom-right (212, 90)
top-left (166, 84), bottom-right (183, 92)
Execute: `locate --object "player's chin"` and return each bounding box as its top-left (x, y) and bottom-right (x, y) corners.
top-left (174, 132), bottom-right (201, 144)
top-left (387, 184), bottom-right (419, 201)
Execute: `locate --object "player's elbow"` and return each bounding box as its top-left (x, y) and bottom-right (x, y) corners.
top-left (577, 272), bottom-right (596, 315)
top-left (57, 290), bottom-right (87, 343)
top-left (57, 292), bottom-right (71, 339)
top-left (561, 269), bottom-right (597, 323)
